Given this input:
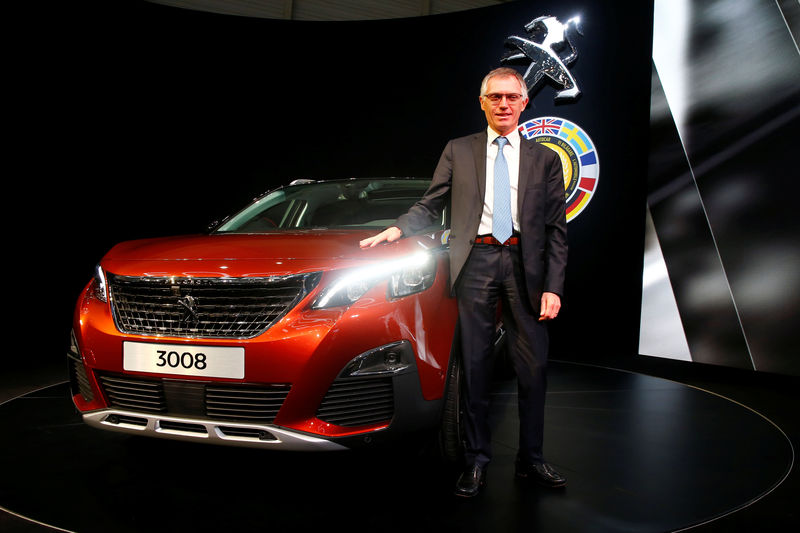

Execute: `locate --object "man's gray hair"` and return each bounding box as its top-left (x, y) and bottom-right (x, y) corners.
top-left (479, 67), bottom-right (528, 100)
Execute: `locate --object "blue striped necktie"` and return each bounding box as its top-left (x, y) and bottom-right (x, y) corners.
top-left (492, 136), bottom-right (513, 244)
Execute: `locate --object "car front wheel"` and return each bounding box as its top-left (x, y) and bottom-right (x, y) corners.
top-left (438, 350), bottom-right (464, 464)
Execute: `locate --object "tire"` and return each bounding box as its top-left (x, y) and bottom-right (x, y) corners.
top-left (439, 349), bottom-right (465, 464)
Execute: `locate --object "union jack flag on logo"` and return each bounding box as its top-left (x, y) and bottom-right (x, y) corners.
top-left (521, 117), bottom-right (563, 136)
top-left (518, 116), bottom-right (599, 223)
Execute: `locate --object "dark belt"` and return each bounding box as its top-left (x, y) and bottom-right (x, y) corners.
top-left (474, 234), bottom-right (519, 246)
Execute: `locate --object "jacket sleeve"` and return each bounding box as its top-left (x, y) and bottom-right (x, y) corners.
top-left (543, 150), bottom-right (568, 296)
top-left (394, 140), bottom-right (454, 236)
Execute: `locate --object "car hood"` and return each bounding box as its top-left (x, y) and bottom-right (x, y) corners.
top-left (101, 231), bottom-right (446, 278)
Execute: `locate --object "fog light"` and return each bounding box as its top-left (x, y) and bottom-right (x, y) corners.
top-left (384, 351), bottom-right (402, 370)
top-left (341, 341), bottom-right (414, 377)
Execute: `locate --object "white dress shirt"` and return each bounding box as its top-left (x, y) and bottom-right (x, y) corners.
top-left (478, 127), bottom-right (521, 236)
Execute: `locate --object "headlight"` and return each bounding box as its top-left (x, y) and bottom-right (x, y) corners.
top-left (389, 253), bottom-right (435, 298)
top-left (314, 277), bottom-right (373, 309)
top-left (93, 264), bottom-right (108, 302)
top-left (313, 252), bottom-right (437, 309)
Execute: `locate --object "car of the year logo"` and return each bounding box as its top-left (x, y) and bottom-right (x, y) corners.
top-left (68, 178), bottom-right (467, 455)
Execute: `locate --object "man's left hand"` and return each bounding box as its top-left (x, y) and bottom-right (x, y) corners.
top-left (539, 292), bottom-right (561, 321)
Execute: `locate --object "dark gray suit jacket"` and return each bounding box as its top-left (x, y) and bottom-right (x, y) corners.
top-left (396, 130), bottom-right (568, 309)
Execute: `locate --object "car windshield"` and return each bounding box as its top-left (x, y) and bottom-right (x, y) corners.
top-left (215, 178), bottom-right (443, 233)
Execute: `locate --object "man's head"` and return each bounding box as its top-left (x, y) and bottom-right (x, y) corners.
top-left (479, 67), bottom-right (529, 136)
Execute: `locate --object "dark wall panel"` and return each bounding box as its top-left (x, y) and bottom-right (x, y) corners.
top-left (643, 0), bottom-right (800, 376)
top-left (18, 0), bottom-right (653, 370)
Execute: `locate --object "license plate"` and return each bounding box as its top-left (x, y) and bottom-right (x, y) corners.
top-left (123, 342), bottom-right (244, 379)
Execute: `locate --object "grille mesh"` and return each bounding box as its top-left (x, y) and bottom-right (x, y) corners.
top-left (206, 384), bottom-right (291, 423)
top-left (316, 376), bottom-right (394, 427)
top-left (98, 374), bottom-right (290, 423)
top-left (100, 375), bottom-right (167, 413)
top-left (69, 358), bottom-right (95, 402)
top-left (108, 273), bottom-right (320, 339)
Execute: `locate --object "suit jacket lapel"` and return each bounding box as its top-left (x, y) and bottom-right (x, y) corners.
top-left (471, 132), bottom-right (487, 202)
top-left (518, 137), bottom-right (534, 214)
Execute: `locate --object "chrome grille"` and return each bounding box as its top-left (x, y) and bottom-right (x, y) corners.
top-left (316, 376), bottom-right (394, 427)
top-left (98, 374), bottom-right (290, 423)
top-left (107, 273), bottom-right (320, 339)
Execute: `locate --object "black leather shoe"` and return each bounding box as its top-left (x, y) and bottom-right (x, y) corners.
top-left (454, 464), bottom-right (487, 497)
top-left (515, 460), bottom-right (566, 488)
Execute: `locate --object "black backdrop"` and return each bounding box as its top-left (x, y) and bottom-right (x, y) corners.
top-left (18, 0), bottom-right (653, 371)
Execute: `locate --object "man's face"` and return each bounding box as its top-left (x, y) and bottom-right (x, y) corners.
top-left (479, 75), bottom-right (529, 136)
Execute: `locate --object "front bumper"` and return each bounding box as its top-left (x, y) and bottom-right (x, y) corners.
top-left (81, 409), bottom-right (350, 451)
top-left (70, 340), bottom-right (444, 451)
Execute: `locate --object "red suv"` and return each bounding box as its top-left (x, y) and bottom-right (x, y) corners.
top-left (68, 178), bottom-right (464, 453)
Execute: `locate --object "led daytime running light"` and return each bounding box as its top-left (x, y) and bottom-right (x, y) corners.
top-left (94, 265), bottom-right (108, 303)
top-left (314, 252), bottom-right (433, 309)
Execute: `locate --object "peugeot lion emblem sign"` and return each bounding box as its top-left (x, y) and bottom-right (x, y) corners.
top-left (504, 14), bottom-right (599, 223)
top-left (502, 15), bottom-right (583, 102)
top-left (177, 294), bottom-right (200, 325)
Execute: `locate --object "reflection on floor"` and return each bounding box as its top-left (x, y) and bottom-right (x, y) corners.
top-left (0, 359), bottom-right (797, 532)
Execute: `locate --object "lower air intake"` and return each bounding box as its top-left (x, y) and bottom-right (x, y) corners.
top-left (316, 376), bottom-right (394, 427)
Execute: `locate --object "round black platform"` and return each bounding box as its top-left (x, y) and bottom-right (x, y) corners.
top-left (0, 362), bottom-right (792, 532)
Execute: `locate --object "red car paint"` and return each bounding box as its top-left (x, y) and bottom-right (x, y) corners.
top-left (69, 179), bottom-right (458, 448)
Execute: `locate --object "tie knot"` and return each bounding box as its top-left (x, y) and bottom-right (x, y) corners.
top-left (495, 136), bottom-right (508, 149)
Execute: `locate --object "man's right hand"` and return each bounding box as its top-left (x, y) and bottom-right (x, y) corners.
top-left (359, 226), bottom-right (403, 248)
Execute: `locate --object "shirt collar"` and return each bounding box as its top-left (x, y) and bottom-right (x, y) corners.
top-left (487, 126), bottom-right (520, 149)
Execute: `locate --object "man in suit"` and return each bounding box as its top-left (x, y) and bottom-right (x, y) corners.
top-left (360, 67), bottom-right (568, 497)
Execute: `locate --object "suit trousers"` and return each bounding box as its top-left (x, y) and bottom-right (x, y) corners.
top-left (456, 243), bottom-right (549, 468)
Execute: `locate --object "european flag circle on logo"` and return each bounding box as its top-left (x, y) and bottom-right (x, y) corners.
top-left (519, 117), bottom-right (599, 223)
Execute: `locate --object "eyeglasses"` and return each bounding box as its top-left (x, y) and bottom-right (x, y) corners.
top-left (482, 93), bottom-right (525, 104)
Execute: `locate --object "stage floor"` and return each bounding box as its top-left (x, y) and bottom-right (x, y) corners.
top-left (0, 361), bottom-right (794, 532)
